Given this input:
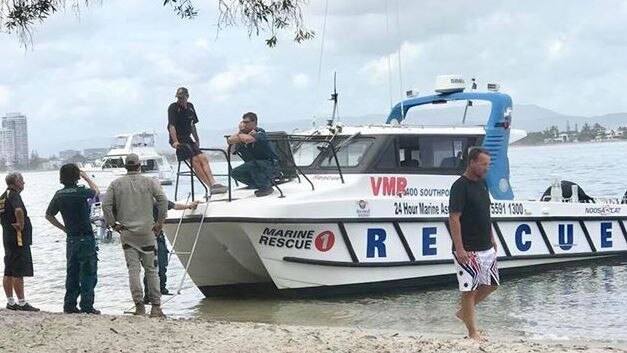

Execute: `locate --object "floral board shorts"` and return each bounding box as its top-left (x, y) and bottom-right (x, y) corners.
top-left (453, 247), bottom-right (499, 292)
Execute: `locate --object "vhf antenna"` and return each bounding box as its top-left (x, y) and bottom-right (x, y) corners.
top-left (462, 77), bottom-right (477, 124)
top-left (327, 71), bottom-right (339, 126)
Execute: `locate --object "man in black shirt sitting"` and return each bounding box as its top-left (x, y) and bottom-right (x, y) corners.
top-left (168, 87), bottom-right (227, 195)
top-left (448, 147), bottom-right (499, 341)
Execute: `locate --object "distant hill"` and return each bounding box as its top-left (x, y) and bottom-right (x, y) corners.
top-left (41, 104), bottom-right (627, 156)
top-left (197, 104), bottom-right (627, 148)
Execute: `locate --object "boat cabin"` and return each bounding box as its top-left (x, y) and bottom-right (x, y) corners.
top-left (101, 156), bottom-right (163, 172)
top-left (290, 125), bottom-right (485, 176)
top-left (177, 75), bottom-right (515, 201)
top-left (99, 132), bottom-right (168, 173)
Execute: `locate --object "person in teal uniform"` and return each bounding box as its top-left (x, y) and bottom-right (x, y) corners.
top-left (227, 112), bottom-right (279, 197)
top-left (46, 164), bottom-right (101, 314)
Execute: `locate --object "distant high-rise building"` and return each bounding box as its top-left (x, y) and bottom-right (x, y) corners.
top-left (0, 128), bottom-right (15, 165)
top-left (2, 113), bottom-right (28, 166)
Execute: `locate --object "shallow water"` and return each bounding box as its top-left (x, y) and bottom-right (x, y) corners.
top-left (1, 140), bottom-right (626, 341)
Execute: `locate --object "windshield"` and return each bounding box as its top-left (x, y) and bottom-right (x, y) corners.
top-left (113, 137), bottom-right (127, 148)
top-left (292, 140), bottom-right (328, 167)
top-left (319, 138), bottom-right (372, 168)
top-left (102, 157), bottom-right (124, 168)
top-left (291, 136), bottom-right (373, 168)
top-left (133, 134), bottom-right (155, 147)
top-left (140, 159), bottom-right (158, 172)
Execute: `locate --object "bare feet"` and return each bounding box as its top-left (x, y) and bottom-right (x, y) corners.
top-left (455, 309), bottom-right (463, 322)
top-left (467, 332), bottom-right (487, 341)
top-left (457, 309), bottom-right (487, 341)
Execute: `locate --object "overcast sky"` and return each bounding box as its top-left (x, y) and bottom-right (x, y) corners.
top-left (2, 0), bottom-right (627, 155)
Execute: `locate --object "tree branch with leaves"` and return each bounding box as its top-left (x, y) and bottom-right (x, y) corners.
top-left (1, 0), bottom-right (314, 47)
top-left (215, 0), bottom-right (314, 47)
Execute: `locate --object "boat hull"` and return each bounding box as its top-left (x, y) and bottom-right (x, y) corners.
top-left (86, 168), bottom-right (173, 186)
top-left (165, 214), bottom-right (627, 297)
top-left (163, 221), bottom-right (272, 296)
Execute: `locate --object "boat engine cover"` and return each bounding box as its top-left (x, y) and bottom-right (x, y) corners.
top-left (541, 180), bottom-right (594, 203)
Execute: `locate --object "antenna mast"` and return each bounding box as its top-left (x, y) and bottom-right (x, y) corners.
top-left (462, 77), bottom-right (477, 124)
top-left (327, 71), bottom-right (339, 126)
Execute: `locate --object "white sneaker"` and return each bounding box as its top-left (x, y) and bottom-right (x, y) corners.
top-left (210, 183), bottom-right (228, 194)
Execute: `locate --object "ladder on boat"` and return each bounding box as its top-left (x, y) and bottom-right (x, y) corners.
top-left (168, 195), bottom-right (210, 295)
top-left (122, 195), bottom-right (208, 313)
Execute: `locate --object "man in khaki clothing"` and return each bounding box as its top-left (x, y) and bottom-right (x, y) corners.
top-left (103, 153), bottom-right (168, 318)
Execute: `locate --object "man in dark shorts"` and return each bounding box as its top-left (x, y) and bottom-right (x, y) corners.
top-left (227, 112), bottom-right (279, 197)
top-left (168, 87), bottom-right (227, 195)
top-left (45, 164), bottom-right (101, 314)
top-left (448, 147), bottom-right (499, 341)
top-left (0, 172), bottom-right (39, 311)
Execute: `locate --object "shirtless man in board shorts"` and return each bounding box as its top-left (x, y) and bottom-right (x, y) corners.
top-left (448, 147), bottom-right (499, 341)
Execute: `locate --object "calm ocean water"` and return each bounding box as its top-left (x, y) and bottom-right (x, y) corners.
top-left (0, 140), bottom-right (625, 341)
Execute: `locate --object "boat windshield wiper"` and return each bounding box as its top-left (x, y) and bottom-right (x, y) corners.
top-left (333, 132), bottom-right (361, 152)
top-left (292, 130), bottom-right (321, 152)
top-left (323, 132), bottom-right (361, 162)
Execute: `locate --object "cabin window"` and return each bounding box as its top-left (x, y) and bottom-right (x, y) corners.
top-left (376, 135), bottom-right (481, 173)
top-left (103, 157), bottom-right (124, 168)
top-left (419, 136), bottom-right (465, 168)
top-left (113, 137), bottom-right (126, 148)
top-left (131, 135), bottom-right (153, 147)
top-left (141, 159), bottom-right (157, 172)
top-left (376, 139), bottom-right (399, 169)
top-left (319, 138), bottom-right (373, 168)
top-left (141, 134), bottom-right (155, 146)
top-left (292, 140), bottom-right (327, 167)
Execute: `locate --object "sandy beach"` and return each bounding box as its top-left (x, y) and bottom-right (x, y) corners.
top-left (0, 309), bottom-right (624, 353)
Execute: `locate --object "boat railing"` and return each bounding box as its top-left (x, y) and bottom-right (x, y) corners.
top-left (173, 147), bottom-right (237, 201)
top-left (278, 133), bottom-right (345, 184)
top-left (173, 133), bottom-right (346, 202)
top-left (592, 197), bottom-right (623, 204)
top-left (225, 133), bottom-right (345, 200)
top-left (540, 194), bottom-right (627, 204)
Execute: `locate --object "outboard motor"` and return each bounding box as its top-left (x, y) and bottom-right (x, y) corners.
top-left (90, 192), bottom-right (113, 242)
top-left (541, 180), bottom-right (595, 203)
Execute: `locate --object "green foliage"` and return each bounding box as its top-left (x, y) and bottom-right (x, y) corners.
top-left (0, 0), bottom-right (64, 44)
top-left (217, 0), bottom-right (314, 47)
top-left (578, 123), bottom-right (595, 141)
top-left (1, 0), bottom-right (313, 47)
top-left (163, 0), bottom-right (197, 19)
top-left (542, 125), bottom-right (559, 137)
top-left (3, 0), bottom-right (57, 31)
top-left (28, 150), bottom-right (45, 170)
top-left (514, 121), bottom-right (626, 145)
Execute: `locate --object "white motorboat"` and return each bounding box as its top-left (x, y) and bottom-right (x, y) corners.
top-left (87, 132), bottom-right (174, 185)
top-left (164, 76), bottom-right (627, 297)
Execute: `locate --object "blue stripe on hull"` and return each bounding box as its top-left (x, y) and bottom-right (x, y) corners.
top-left (281, 219), bottom-right (627, 266)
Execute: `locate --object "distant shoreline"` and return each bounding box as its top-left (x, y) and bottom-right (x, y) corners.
top-left (511, 139), bottom-right (627, 148)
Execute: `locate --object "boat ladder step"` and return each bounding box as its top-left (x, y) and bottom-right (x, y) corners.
top-left (168, 195), bottom-right (209, 295)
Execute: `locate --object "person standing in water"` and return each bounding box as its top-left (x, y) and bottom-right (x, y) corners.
top-left (448, 147), bottom-right (499, 341)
